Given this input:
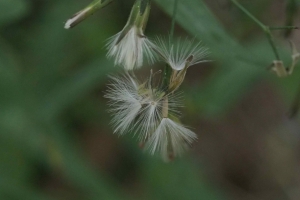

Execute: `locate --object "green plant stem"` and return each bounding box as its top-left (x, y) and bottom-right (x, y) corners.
top-left (285, 0), bottom-right (298, 37)
top-left (230, 0), bottom-right (281, 60)
top-left (140, 0), bottom-right (152, 14)
top-left (169, 0), bottom-right (179, 43)
top-left (230, 0), bottom-right (264, 29)
top-left (265, 28), bottom-right (280, 60)
top-left (163, 0), bottom-right (178, 91)
top-left (269, 26), bottom-right (298, 30)
top-left (65, 0), bottom-right (113, 29)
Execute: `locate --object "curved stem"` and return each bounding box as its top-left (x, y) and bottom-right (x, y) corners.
top-left (162, 0), bottom-right (179, 91)
top-left (265, 27), bottom-right (280, 60)
top-left (230, 0), bottom-right (280, 60)
top-left (170, 0), bottom-right (179, 43)
top-left (270, 26), bottom-right (298, 30)
top-left (230, 0), bottom-right (265, 29)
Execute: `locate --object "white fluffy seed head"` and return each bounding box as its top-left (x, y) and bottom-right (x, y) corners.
top-left (146, 118), bottom-right (197, 162)
top-left (104, 74), bottom-right (165, 137)
top-left (154, 37), bottom-right (210, 70)
top-left (104, 73), bottom-right (183, 140)
top-left (105, 73), bottom-right (196, 161)
top-left (105, 74), bottom-right (142, 135)
top-left (106, 27), bottom-right (156, 70)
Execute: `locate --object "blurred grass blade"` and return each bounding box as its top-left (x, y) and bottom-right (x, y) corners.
top-left (0, 177), bottom-right (53, 200)
top-left (45, 124), bottom-right (124, 200)
top-left (40, 58), bottom-right (115, 119)
top-left (0, 0), bottom-right (29, 27)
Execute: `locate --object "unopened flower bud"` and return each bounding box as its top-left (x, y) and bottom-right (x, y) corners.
top-left (64, 0), bottom-right (113, 29)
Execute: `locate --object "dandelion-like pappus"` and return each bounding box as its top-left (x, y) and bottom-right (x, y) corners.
top-left (105, 71), bottom-right (197, 161)
top-left (106, 0), bottom-right (155, 70)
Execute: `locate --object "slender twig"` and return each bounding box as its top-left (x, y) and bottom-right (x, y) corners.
top-left (230, 0), bottom-right (265, 29)
top-left (270, 26), bottom-right (298, 30)
top-left (230, 0), bottom-right (281, 60)
top-left (285, 0), bottom-right (298, 37)
top-left (265, 28), bottom-right (281, 60)
top-left (170, 0), bottom-right (179, 43)
top-left (163, 0), bottom-right (179, 90)
top-left (65, 0), bottom-right (113, 29)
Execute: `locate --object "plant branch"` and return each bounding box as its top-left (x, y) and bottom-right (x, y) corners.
top-left (269, 26), bottom-right (298, 30)
top-left (170, 0), bottom-right (179, 43)
top-left (285, 0), bottom-right (298, 37)
top-left (64, 0), bottom-right (113, 29)
top-left (163, 0), bottom-right (179, 91)
top-left (230, 0), bottom-right (281, 60)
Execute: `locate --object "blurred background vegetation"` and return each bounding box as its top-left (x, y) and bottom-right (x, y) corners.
top-left (1, 0), bottom-right (300, 199)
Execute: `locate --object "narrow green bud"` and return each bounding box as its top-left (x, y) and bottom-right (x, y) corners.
top-left (124, 0), bottom-right (151, 31)
top-left (113, 0), bottom-right (151, 46)
top-left (64, 0), bottom-right (113, 29)
top-left (135, 0), bottom-right (151, 30)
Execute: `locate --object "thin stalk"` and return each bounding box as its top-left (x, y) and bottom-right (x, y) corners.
top-left (162, 0), bottom-right (178, 91)
top-left (230, 0), bottom-right (265, 29)
top-left (269, 26), bottom-right (298, 30)
top-left (162, 64), bottom-right (172, 91)
top-left (64, 0), bottom-right (113, 29)
top-left (265, 28), bottom-right (280, 60)
top-left (230, 0), bottom-right (280, 60)
top-left (169, 0), bottom-right (179, 43)
top-left (162, 96), bottom-right (169, 118)
top-left (285, 0), bottom-right (298, 37)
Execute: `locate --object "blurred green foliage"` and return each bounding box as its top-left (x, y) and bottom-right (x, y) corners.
top-left (0, 0), bottom-right (299, 199)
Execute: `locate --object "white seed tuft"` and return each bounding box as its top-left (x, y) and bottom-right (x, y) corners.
top-left (106, 27), bottom-right (156, 70)
top-left (154, 37), bottom-right (210, 70)
top-left (146, 118), bottom-right (197, 161)
top-left (105, 74), bottom-right (142, 135)
top-left (105, 73), bottom-right (195, 161)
